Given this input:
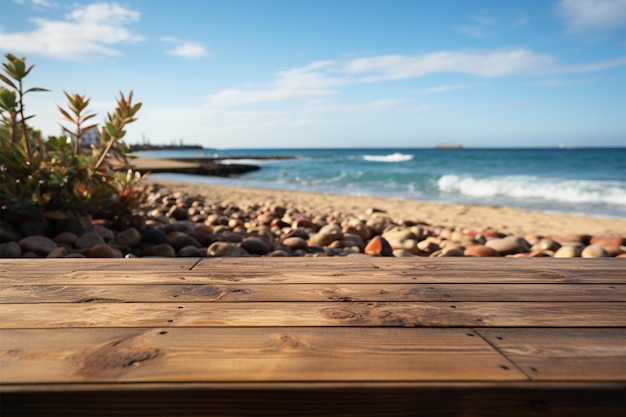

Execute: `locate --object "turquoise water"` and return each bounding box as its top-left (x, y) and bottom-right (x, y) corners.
top-left (138, 148), bottom-right (626, 219)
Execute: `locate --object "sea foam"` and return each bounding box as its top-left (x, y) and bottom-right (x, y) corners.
top-left (362, 153), bottom-right (414, 163)
top-left (438, 175), bottom-right (626, 206)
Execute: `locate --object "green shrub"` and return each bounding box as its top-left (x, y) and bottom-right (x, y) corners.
top-left (0, 53), bottom-right (147, 219)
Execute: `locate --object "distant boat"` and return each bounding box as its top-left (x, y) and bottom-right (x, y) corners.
top-left (435, 143), bottom-right (463, 149)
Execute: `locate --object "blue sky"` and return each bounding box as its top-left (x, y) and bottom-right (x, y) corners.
top-left (1, 0), bottom-right (625, 148)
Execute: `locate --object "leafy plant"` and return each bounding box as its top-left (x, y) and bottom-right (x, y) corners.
top-left (0, 53), bottom-right (148, 219)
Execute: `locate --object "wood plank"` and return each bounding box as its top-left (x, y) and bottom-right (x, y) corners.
top-left (1, 257), bottom-right (624, 284)
top-left (0, 258), bottom-right (199, 272)
top-left (1, 283), bottom-right (623, 303)
top-left (3, 267), bottom-right (624, 284)
top-left (0, 327), bottom-right (523, 383)
top-left (1, 302), bottom-right (624, 328)
top-left (477, 328), bottom-right (626, 382)
top-left (1, 384), bottom-right (624, 417)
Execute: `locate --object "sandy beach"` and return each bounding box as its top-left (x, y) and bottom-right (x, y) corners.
top-left (149, 178), bottom-right (626, 238)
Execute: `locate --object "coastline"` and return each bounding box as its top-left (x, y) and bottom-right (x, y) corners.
top-left (148, 178), bottom-right (626, 238)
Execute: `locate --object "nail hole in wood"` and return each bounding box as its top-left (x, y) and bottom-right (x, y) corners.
top-left (500, 365), bottom-right (510, 370)
top-left (178, 306), bottom-right (184, 309)
top-left (450, 305), bottom-right (457, 308)
top-left (466, 333), bottom-right (474, 337)
top-left (159, 331), bottom-right (168, 335)
top-left (530, 367), bottom-right (538, 372)
top-left (168, 319), bottom-right (174, 323)
top-left (496, 336), bottom-right (504, 340)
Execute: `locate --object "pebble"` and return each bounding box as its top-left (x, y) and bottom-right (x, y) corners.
top-left (151, 243), bottom-right (177, 257)
top-left (75, 233), bottom-right (105, 249)
top-left (486, 236), bottom-right (530, 255)
top-left (554, 246), bottom-right (582, 258)
top-left (19, 235), bottom-right (57, 256)
top-left (114, 227), bottom-right (142, 248)
top-left (207, 242), bottom-right (242, 257)
top-left (87, 243), bottom-right (122, 258)
top-left (364, 236), bottom-right (393, 256)
top-left (283, 237), bottom-right (308, 251)
top-left (142, 228), bottom-right (169, 244)
top-left (54, 232), bottom-right (78, 246)
top-left (464, 245), bottom-right (499, 257)
top-left (177, 245), bottom-right (203, 257)
top-left (168, 231), bottom-right (201, 249)
top-left (0, 241), bottom-right (21, 257)
top-left (2, 183), bottom-right (624, 260)
top-left (241, 237), bottom-right (271, 255)
top-left (581, 245), bottom-right (608, 258)
top-left (590, 236), bottom-right (624, 247)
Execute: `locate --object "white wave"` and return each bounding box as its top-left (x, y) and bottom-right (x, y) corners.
top-left (362, 153), bottom-right (414, 163)
top-left (438, 175), bottom-right (626, 206)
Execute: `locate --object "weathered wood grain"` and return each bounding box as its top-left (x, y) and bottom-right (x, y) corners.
top-left (0, 258), bottom-right (199, 272)
top-left (1, 283), bottom-right (623, 303)
top-left (1, 257), bottom-right (624, 284)
top-left (0, 327), bottom-right (522, 384)
top-left (477, 328), bottom-right (626, 381)
top-left (0, 257), bottom-right (623, 417)
top-left (1, 301), bottom-right (624, 328)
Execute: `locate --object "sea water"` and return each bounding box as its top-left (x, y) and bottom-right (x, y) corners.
top-left (137, 148), bottom-right (626, 219)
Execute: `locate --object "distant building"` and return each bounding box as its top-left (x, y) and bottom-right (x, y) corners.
top-left (80, 129), bottom-right (99, 147)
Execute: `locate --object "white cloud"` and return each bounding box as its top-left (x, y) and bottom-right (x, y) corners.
top-left (418, 84), bottom-right (474, 94)
top-left (343, 49), bottom-right (558, 82)
top-left (559, 0), bottom-right (626, 31)
top-left (161, 37), bottom-right (209, 59)
top-left (457, 15), bottom-right (498, 38)
top-left (0, 2), bottom-right (143, 61)
top-left (204, 48), bottom-right (626, 108)
top-left (206, 60), bottom-right (345, 106)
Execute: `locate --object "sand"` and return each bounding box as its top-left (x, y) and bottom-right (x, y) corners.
top-left (147, 178), bottom-right (626, 238)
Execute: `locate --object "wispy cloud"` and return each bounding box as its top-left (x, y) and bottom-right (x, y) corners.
top-left (0, 2), bottom-right (143, 61)
top-left (457, 15), bottom-right (498, 38)
top-left (559, 0), bottom-right (626, 31)
top-left (205, 48), bottom-right (626, 108)
top-left (161, 37), bottom-right (209, 59)
top-left (343, 49), bottom-right (557, 82)
top-left (206, 60), bottom-right (344, 106)
top-left (531, 77), bottom-right (597, 86)
top-left (418, 84), bottom-right (474, 95)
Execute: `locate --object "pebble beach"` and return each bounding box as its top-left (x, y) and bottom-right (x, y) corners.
top-left (2, 173), bottom-right (625, 259)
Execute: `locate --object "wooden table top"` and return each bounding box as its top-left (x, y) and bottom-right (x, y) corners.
top-left (0, 257), bottom-right (624, 417)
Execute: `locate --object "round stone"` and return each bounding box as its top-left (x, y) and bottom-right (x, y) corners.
top-left (19, 235), bottom-right (57, 256)
top-left (54, 232), bottom-right (78, 246)
top-left (554, 246), bottom-right (582, 258)
top-left (464, 245), bottom-right (499, 257)
top-left (364, 236), bottom-right (393, 256)
top-left (0, 241), bottom-right (21, 258)
top-left (142, 228), bottom-right (169, 244)
top-left (177, 245), bottom-right (203, 257)
top-left (590, 236), bottom-right (625, 247)
top-left (87, 243), bottom-right (122, 258)
top-left (485, 236), bottom-right (530, 255)
top-left (75, 233), bottom-right (105, 249)
top-left (581, 245), bottom-right (609, 258)
top-left (207, 242), bottom-right (242, 257)
top-left (114, 227), bottom-right (142, 248)
top-left (151, 243), bottom-right (176, 257)
top-left (241, 237), bottom-right (271, 256)
top-left (283, 237), bottom-right (308, 251)
top-left (168, 231), bottom-right (201, 249)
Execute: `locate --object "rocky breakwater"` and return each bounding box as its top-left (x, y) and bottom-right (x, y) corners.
top-left (1, 183), bottom-right (625, 259)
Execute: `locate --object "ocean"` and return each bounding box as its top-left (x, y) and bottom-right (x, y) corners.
top-left (137, 148), bottom-right (626, 220)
